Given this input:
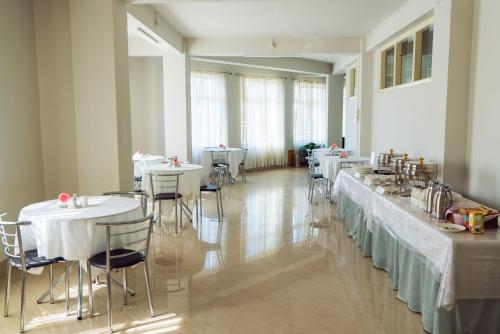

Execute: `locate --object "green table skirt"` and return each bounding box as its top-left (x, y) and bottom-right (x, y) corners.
top-left (336, 192), bottom-right (500, 334)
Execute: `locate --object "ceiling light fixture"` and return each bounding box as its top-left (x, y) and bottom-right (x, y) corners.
top-left (270, 38), bottom-right (277, 49)
top-left (154, 11), bottom-right (159, 27)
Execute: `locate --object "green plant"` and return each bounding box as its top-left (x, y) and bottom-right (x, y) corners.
top-left (298, 142), bottom-right (321, 156)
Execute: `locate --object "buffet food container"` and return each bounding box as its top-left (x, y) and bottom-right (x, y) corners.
top-left (378, 149), bottom-right (404, 169)
top-left (403, 158), bottom-right (438, 188)
top-left (390, 154), bottom-right (415, 185)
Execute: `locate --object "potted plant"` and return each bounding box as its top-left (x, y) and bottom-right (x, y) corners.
top-left (298, 142), bottom-right (322, 165)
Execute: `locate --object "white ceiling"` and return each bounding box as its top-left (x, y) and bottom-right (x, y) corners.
top-left (151, 0), bottom-right (409, 38)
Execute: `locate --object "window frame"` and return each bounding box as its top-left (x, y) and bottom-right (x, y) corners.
top-left (348, 65), bottom-right (357, 98)
top-left (379, 18), bottom-right (434, 91)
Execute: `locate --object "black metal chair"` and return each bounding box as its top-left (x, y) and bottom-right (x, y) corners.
top-left (102, 191), bottom-right (149, 217)
top-left (239, 148), bottom-right (248, 183)
top-left (307, 156), bottom-right (326, 203)
top-left (148, 172), bottom-right (183, 233)
top-left (197, 165), bottom-right (226, 223)
top-left (0, 212), bottom-right (66, 333)
top-left (210, 151), bottom-right (229, 183)
top-left (87, 213), bottom-right (155, 334)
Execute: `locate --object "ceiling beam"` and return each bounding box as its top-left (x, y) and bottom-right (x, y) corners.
top-left (127, 4), bottom-right (184, 53)
top-left (191, 56), bottom-right (333, 76)
top-left (187, 36), bottom-right (361, 57)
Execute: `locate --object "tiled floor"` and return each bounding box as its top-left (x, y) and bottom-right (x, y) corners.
top-left (0, 168), bottom-right (425, 333)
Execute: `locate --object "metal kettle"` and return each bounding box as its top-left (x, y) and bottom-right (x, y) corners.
top-left (432, 184), bottom-right (452, 219)
top-left (425, 180), bottom-right (440, 213)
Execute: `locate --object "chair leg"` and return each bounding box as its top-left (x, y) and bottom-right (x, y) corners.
top-left (158, 200), bottom-right (162, 228)
top-left (143, 262), bottom-right (155, 317)
top-left (65, 262), bottom-right (70, 315)
top-left (310, 181), bottom-right (315, 203)
top-left (219, 190), bottom-right (224, 216)
top-left (20, 271), bottom-right (26, 333)
top-left (87, 261), bottom-right (94, 317)
top-left (174, 199), bottom-right (178, 234)
top-left (200, 191), bottom-right (203, 217)
top-left (3, 262), bottom-right (12, 317)
top-left (49, 264), bottom-right (54, 304)
top-left (216, 191), bottom-right (221, 222)
top-left (123, 268), bottom-right (128, 306)
top-left (179, 200), bottom-right (183, 228)
top-left (106, 272), bottom-right (113, 334)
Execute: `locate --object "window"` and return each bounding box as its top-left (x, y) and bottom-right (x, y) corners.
top-left (293, 79), bottom-right (327, 148)
top-left (348, 66), bottom-right (357, 98)
top-left (399, 36), bottom-right (414, 84)
top-left (417, 25), bottom-right (433, 79)
top-left (381, 46), bottom-right (395, 88)
top-left (241, 76), bottom-right (285, 169)
top-left (190, 71), bottom-right (227, 163)
top-left (379, 22), bottom-right (433, 90)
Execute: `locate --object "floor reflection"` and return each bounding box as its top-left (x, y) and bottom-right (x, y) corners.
top-left (0, 168), bottom-right (425, 334)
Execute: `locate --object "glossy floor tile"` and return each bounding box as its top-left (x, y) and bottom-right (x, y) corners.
top-left (0, 168), bottom-right (425, 333)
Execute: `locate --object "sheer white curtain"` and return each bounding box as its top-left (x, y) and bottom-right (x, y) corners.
top-left (190, 71), bottom-right (228, 163)
top-left (241, 76), bottom-right (285, 169)
top-left (293, 80), bottom-right (327, 148)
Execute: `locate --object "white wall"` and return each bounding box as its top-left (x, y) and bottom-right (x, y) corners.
top-left (367, 0), bottom-right (474, 194)
top-left (129, 57), bottom-right (165, 155)
top-left (465, 0), bottom-right (500, 208)
top-left (0, 0), bottom-right (45, 262)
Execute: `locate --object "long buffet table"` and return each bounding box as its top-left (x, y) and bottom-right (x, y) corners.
top-left (332, 169), bottom-right (500, 334)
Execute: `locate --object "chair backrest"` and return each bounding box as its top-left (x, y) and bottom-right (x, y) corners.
top-left (241, 148), bottom-right (248, 165)
top-left (95, 213), bottom-right (154, 272)
top-left (214, 164), bottom-right (227, 188)
top-left (103, 191), bottom-right (149, 216)
top-left (211, 151), bottom-right (229, 166)
top-left (0, 212), bottom-right (31, 271)
top-left (148, 172), bottom-right (182, 197)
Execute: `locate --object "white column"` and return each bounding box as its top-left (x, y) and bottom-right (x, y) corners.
top-left (163, 53), bottom-right (189, 160)
top-left (69, 0), bottom-right (132, 194)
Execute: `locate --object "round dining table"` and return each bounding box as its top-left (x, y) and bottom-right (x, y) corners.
top-left (141, 163), bottom-right (204, 201)
top-left (201, 147), bottom-right (243, 180)
top-left (19, 196), bottom-right (144, 320)
top-left (132, 154), bottom-right (164, 179)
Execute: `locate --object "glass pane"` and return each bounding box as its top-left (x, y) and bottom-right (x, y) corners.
top-left (420, 26), bottom-right (433, 79)
top-left (384, 47), bottom-right (395, 88)
top-left (400, 37), bottom-right (414, 84)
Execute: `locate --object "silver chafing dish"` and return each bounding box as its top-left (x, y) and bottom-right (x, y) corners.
top-left (378, 149), bottom-right (404, 170)
top-left (403, 158), bottom-right (439, 188)
top-left (390, 154), bottom-right (416, 185)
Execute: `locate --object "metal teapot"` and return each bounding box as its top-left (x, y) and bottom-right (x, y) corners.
top-left (425, 180), bottom-right (440, 213)
top-left (432, 184), bottom-right (452, 219)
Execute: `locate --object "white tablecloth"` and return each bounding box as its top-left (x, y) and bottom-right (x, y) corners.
top-left (201, 148), bottom-right (243, 179)
top-left (332, 169), bottom-right (500, 309)
top-left (18, 196), bottom-right (143, 261)
top-left (133, 155), bottom-right (164, 178)
top-left (141, 163), bottom-right (203, 200)
top-left (319, 155), bottom-right (370, 181)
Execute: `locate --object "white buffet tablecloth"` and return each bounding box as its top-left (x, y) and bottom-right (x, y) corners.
top-left (142, 163), bottom-right (203, 200)
top-left (332, 169), bottom-right (500, 309)
top-left (201, 148), bottom-right (243, 179)
top-left (319, 155), bottom-right (370, 181)
top-left (133, 154), bottom-right (164, 178)
top-left (18, 196), bottom-right (143, 261)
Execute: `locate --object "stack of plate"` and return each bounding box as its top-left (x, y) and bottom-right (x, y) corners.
top-left (353, 166), bottom-right (373, 174)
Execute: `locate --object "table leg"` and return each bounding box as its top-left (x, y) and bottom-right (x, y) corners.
top-left (37, 261), bottom-right (77, 304)
top-left (110, 275), bottom-right (135, 296)
top-left (77, 264), bottom-right (83, 320)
